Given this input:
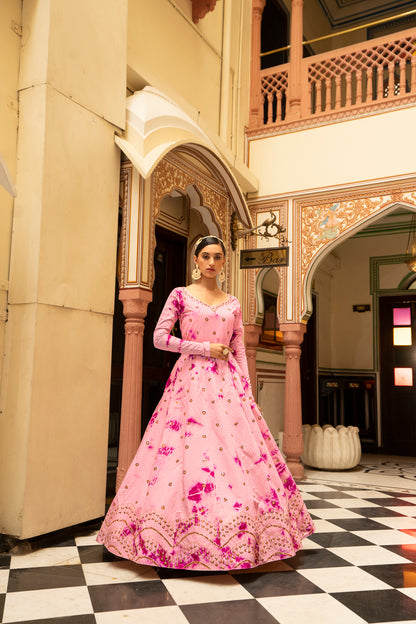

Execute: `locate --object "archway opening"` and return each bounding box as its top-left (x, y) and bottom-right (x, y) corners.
top-left (141, 190), bottom-right (223, 433)
top-left (307, 204), bottom-right (416, 454)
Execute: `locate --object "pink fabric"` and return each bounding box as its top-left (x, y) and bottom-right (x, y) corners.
top-left (97, 287), bottom-right (315, 570)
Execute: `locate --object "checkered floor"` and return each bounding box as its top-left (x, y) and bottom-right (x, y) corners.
top-left (1, 480), bottom-right (416, 624)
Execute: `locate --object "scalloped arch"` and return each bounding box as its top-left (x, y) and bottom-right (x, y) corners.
top-left (116, 87), bottom-right (254, 229)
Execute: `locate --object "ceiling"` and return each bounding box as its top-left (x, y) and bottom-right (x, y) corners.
top-left (318, 0), bottom-right (416, 27)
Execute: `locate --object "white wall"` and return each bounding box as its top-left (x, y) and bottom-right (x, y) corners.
top-left (315, 227), bottom-right (411, 371)
top-left (248, 107), bottom-right (416, 197)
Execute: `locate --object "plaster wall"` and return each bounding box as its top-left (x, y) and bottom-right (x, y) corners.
top-left (248, 107), bottom-right (416, 197)
top-left (127, 0), bottom-right (251, 158)
top-left (256, 351), bottom-right (286, 439)
top-left (0, 0), bottom-right (20, 390)
top-left (0, 1), bottom-right (126, 538)
top-left (315, 230), bottom-right (410, 372)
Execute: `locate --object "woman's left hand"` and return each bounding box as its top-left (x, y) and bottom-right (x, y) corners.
top-left (210, 343), bottom-right (234, 360)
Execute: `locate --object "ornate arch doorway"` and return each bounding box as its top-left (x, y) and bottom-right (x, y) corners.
top-left (113, 143), bottom-right (250, 491)
top-left (303, 201), bottom-right (416, 454)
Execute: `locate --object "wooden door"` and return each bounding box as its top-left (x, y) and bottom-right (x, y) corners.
top-left (379, 294), bottom-right (416, 455)
top-left (141, 227), bottom-right (187, 435)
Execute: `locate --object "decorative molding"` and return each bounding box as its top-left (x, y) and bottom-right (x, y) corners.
top-left (295, 181), bottom-right (416, 321)
top-left (246, 94), bottom-right (416, 139)
top-left (370, 253), bottom-right (409, 293)
top-left (119, 163), bottom-right (133, 289)
top-left (246, 199), bottom-right (288, 324)
top-left (150, 147), bottom-right (231, 289)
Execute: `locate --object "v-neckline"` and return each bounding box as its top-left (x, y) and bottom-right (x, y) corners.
top-left (183, 287), bottom-right (232, 310)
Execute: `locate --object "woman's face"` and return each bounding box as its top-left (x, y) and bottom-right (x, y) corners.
top-left (194, 244), bottom-right (225, 279)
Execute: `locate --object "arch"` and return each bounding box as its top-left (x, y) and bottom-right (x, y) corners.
top-left (116, 86), bottom-right (254, 229)
top-left (255, 266), bottom-right (280, 324)
top-left (399, 271), bottom-right (416, 290)
top-left (302, 201), bottom-right (416, 321)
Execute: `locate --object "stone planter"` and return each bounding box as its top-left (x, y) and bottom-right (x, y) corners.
top-left (302, 424), bottom-right (361, 470)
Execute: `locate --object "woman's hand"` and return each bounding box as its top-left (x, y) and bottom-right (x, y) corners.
top-left (210, 343), bottom-right (234, 361)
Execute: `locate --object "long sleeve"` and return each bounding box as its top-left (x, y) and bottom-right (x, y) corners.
top-left (153, 288), bottom-right (211, 357)
top-left (229, 300), bottom-right (250, 381)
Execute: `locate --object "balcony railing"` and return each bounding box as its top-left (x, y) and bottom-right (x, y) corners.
top-left (253, 27), bottom-right (416, 132)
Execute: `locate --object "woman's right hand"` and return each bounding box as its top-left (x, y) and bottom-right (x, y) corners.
top-left (210, 343), bottom-right (234, 361)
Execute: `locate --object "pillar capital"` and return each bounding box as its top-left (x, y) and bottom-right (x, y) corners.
top-left (252, 0), bottom-right (266, 16)
top-left (119, 287), bottom-right (152, 319)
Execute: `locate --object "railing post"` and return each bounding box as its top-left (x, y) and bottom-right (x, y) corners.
top-left (287, 0), bottom-right (304, 120)
top-left (249, 0), bottom-right (266, 127)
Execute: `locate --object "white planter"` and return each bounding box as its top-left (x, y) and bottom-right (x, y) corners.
top-left (302, 424), bottom-right (361, 470)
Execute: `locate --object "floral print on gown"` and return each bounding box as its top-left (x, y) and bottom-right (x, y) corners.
top-left (97, 287), bottom-right (315, 570)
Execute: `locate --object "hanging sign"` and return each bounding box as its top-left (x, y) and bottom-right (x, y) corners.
top-left (240, 247), bottom-right (289, 269)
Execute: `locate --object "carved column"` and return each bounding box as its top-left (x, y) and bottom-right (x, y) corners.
top-left (245, 324), bottom-right (262, 400)
top-left (280, 323), bottom-right (306, 480)
top-left (116, 286), bottom-right (152, 491)
top-left (287, 0), bottom-right (304, 120)
top-left (249, 0), bottom-right (266, 127)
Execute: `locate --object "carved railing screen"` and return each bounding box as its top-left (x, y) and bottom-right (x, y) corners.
top-left (260, 28), bottom-right (416, 127)
top-left (261, 64), bottom-right (289, 124)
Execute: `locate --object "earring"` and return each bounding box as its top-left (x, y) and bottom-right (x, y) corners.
top-left (218, 268), bottom-right (226, 283)
top-left (192, 264), bottom-right (201, 280)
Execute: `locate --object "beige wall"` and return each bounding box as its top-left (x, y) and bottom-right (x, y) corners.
top-left (127, 0), bottom-right (251, 160)
top-left (0, 0), bottom-right (20, 395)
top-left (0, 0), bottom-right (127, 538)
top-left (315, 229), bottom-right (410, 372)
top-left (248, 107), bottom-right (416, 197)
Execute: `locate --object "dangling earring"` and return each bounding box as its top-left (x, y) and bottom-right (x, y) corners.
top-left (192, 264), bottom-right (201, 280)
top-left (218, 268), bottom-right (226, 283)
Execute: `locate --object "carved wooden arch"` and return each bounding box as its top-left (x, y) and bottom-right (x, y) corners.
top-left (149, 148), bottom-right (231, 289)
top-left (296, 185), bottom-right (416, 322)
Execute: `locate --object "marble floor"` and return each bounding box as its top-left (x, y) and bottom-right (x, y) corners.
top-left (1, 454), bottom-right (416, 624)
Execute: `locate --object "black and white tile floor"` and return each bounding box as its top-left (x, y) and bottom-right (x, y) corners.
top-left (1, 455), bottom-right (416, 624)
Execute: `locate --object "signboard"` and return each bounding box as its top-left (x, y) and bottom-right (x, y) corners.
top-left (240, 247), bottom-right (289, 269)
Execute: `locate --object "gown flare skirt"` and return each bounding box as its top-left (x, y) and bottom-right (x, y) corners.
top-left (97, 287), bottom-right (315, 570)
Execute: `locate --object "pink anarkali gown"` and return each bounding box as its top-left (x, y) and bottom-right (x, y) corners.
top-left (97, 287), bottom-right (315, 570)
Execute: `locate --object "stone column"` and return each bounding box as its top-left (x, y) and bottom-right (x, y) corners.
top-left (280, 323), bottom-right (306, 479)
top-left (244, 324), bottom-right (261, 400)
top-left (116, 287), bottom-right (152, 491)
top-left (249, 0), bottom-right (266, 127)
top-left (287, 0), bottom-right (304, 120)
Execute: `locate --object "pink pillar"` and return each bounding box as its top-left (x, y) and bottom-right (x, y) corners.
top-left (287, 0), bottom-right (304, 121)
top-left (249, 0), bottom-right (266, 127)
top-left (116, 287), bottom-right (152, 491)
top-left (244, 324), bottom-right (261, 400)
top-left (280, 323), bottom-right (306, 480)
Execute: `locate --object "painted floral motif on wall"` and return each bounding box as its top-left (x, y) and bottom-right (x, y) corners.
top-left (296, 186), bottom-right (416, 320)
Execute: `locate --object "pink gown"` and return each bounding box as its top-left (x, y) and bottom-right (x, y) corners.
top-left (97, 287), bottom-right (315, 570)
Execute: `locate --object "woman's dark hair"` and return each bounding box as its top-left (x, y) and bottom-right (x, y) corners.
top-left (194, 236), bottom-right (226, 257)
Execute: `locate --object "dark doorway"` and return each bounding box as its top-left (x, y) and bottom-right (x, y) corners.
top-left (379, 294), bottom-right (416, 455)
top-left (301, 294), bottom-right (317, 425)
top-left (141, 226), bottom-right (187, 436)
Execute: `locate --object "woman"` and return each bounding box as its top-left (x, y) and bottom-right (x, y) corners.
top-left (97, 235), bottom-right (315, 570)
